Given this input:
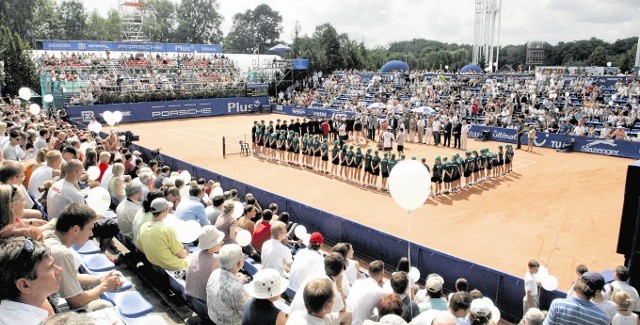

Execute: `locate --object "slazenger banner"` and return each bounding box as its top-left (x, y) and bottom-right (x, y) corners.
top-left (272, 105), bottom-right (355, 119)
top-left (468, 125), bottom-right (640, 159)
top-left (67, 97), bottom-right (268, 123)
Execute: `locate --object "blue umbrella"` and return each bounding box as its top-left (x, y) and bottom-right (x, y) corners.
top-left (269, 44), bottom-right (292, 53)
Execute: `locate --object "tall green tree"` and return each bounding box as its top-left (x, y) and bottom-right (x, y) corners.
top-left (85, 10), bottom-right (121, 41)
top-left (60, 0), bottom-right (87, 40)
top-left (143, 0), bottom-right (178, 43)
top-left (175, 0), bottom-right (223, 44)
top-left (225, 4), bottom-right (283, 54)
top-left (587, 46), bottom-right (607, 66)
top-left (0, 26), bottom-right (38, 96)
top-left (313, 23), bottom-right (342, 72)
top-left (0, 0), bottom-right (37, 42)
top-left (32, 0), bottom-right (65, 40)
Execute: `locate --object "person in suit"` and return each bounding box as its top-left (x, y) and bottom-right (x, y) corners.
top-left (443, 118), bottom-right (453, 147)
top-left (453, 120), bottom-right (462, 149)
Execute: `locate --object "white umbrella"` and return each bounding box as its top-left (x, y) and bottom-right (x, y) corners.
top-left (410, 106), bottom-right (437, 115)
top-left (367, 103), bottom-right (386, 110)
top-left (268, 44), bottom-right (292, 53)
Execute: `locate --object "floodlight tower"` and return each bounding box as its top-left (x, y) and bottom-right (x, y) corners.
top-left (119, 0), bottom-right (147, 42)
top-left (472, 0), bottom-right (502, 71)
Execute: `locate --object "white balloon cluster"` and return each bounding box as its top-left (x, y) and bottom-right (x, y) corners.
top-left (163, 215), bottom-right (201, 243)
top-left (88, 120), bottom-right (103, 134)
top-left (537, 265), bottom-right (559, 291)
top-left (102, 110), bottom-right (124, 126)
top-left (18, 87), bottom-right (32, 101)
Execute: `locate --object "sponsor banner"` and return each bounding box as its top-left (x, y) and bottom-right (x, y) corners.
top-left (291, 59), bottom-right (309, 70)
top-left (272, 105), bottom-right (355, 119)
top-left (40, 40), bottom-right (222, 53)
top-left (67, 97), bottom-right (268, 123)
top-left (469, 125), bottom-right (640, 159)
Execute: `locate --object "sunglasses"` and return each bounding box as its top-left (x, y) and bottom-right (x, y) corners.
top-left (22, 237), bottom-right (35, 254)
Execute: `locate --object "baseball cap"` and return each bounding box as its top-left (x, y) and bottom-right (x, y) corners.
top-left (581, 272), bottom-right (605, 291)
top-left (426, 274), bottom-right (444, 292)
top-left (198, 225), bottom-right (225, 250)
top-left (150, 198), bottom-right (173, 213)
top-left (309, 232), bottom-right (324, 245)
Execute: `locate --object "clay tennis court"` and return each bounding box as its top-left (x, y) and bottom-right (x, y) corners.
top-left (125, 114), bottom-right (631, 290)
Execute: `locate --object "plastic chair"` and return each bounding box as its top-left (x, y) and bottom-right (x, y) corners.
top-left (73, 240), bottom-right (101, 255)
top-left (102, 291), bottom-right (153, 318)
top-left (81, 254), bottom-right (116, 272)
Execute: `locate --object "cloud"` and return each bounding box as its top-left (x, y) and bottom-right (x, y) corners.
top-left (78, 0), bottom-right (639, 47)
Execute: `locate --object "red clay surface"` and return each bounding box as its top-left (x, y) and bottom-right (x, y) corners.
top-left (126, 114), bottom-right (632, 290)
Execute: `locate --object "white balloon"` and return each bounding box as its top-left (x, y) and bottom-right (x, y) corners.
top-left (86, 186), bottom-right (111, 215)
top-left (43, 94), bottom-right (54, 103)
top-left (179, 171), bottom-right (192, 183)
top-left (608, 101), bottom-right (614, 107)
top-left (388, 160), bottom-right (431, 211)
top-left (103, 111), bottom-right (116, 126)
top-left (29, 103), bottom-right (41, 115)
top-left (163, 214), bottom-right (182, 229)
top-left (294, 225), bottom-right (308, 240)
top-left (611, 94), bottom-right (617, 100)
top-left (176, 220), bottom-right (201, 243)
top-left (211, 187), bottom-right (224, 197)
top-left (87, 166), bottom-right (101, 181)
top-left (537, 265), bottom-right (549, 282)
top-left (409, 267), bottom-right (421, 284)
top-left (236, 229), bottom-right (252, 247)
top-left (18, 87), bottom-right (31, 101)
top-left (113, 111), bottom-right (123, 123)
top-left (179, 186), bottom-right (189, 199)
top-left (232, 201), bottom-right (244, 219)
top-left (89, 122), bottom-right (102, 133)
top-left (541, 275), bottom-right (559, 291)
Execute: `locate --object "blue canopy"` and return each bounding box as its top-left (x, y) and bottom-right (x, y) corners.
top-left (460, 64), bottom-right (482, 73)
top-left (380, 60), bottom-right (409, 73)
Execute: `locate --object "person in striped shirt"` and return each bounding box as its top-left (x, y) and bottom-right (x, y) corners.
top-left (543, 272), bottom-right (609, 325)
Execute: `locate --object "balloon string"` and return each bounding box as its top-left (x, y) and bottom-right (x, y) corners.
top-left (408, 210), bottom-right (412, 301)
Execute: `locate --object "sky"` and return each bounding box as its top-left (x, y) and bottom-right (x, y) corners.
top-left (82, 0), bottom-right (639, 47)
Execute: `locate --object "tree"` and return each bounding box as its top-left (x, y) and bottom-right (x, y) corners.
top-left (225, 4), bottom-right (283, 54)
top-left (0, 0), bottom-right (37, 42)
top-left (0, 26), bottom-right (38, 96)
top-left (60, 0), bottom-right (87, 40)
top-left (587, 46), bottom-right (607, 66)
top-left (175, 0), bottom-right (223, 44)
top-left (85, 10), bottom-right (121, 41)
top-left (313, 23), bottom-right (342, 72)
top-left (143, 0), bottom-right (178, 43)
top-left (32, 0), bottom-right (65, 40)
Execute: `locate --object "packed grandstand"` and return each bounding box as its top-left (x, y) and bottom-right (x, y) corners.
top-left (0, 32), bottom-right (639, 325)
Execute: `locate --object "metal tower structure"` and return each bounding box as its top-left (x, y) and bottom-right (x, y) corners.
top-left (119, 0), bottom-right (147, 42)
top-left (472, 0), bottom-right (502, 71)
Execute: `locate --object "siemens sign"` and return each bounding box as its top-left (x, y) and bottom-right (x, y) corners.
top-left (67, 97), bottom-right (268, 123)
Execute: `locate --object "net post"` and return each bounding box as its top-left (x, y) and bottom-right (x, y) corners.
top-left (223, 136), bottom-right (226, 159)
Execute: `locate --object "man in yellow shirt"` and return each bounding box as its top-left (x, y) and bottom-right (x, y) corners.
top-left (137, 198), bottom-right (188, 270)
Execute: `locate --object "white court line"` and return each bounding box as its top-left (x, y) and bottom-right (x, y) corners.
top-left (170, 129), bottom-right (224, 144)
top-left (164, 132), bottom-right (219, 149)
top-left (513, 160), bottom-right (537, 170)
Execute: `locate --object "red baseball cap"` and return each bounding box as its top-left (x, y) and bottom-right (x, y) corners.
top-left (309, 232), bottom-right (324, 245)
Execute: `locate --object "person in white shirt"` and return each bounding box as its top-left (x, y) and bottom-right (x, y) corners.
top-left (461, 120), bottom-right (471, 150)
top-left (260, 221), bottom-right (293, 277)
top-left (287, 278), bottom-right (340, 325)
top-left (290, 253), bottom-right (352, 325)
top-left (604, 265), bottom-right (640, 312)
top-left (288, 232), bottom-right (325, 292)
top-left (115, 182), bottom-right (143, 241)
top-left (432, 119), bottom-right (442, 146)
top-left (28, 151), bottom-right (62, 200)
top-left (2, 130), bottom-right (23, 162)
top-left (346, 260), bottom-right (386, 325)
top-left (0, 237), bottom-right (63, 325)
top-left (382, 127), bottom-right (395, 151)
top-left (411, 291), bottom-right (473, 325)
top-left (523, 260), bottom-right (539, 316)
